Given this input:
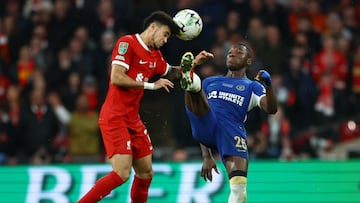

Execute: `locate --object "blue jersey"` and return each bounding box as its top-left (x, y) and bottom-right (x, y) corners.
top-left (186, 75), bottom-right (266, 161)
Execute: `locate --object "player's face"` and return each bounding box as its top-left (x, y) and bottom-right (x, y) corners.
top-left (151, 25), bottom-right (171, 50)
top-left (226, 45), bottom-right (249, 71)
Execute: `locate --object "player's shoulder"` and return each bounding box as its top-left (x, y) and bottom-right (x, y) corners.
top-left (251, 79), bottom-right (265, 87)
top-left (116, 34), bottom-right (136, 44)
top-left (203, 75), bottom-right (224, 82)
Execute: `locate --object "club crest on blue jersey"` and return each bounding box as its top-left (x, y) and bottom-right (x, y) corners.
top-left (118, 42), bottom-right (129, 54)
top-left (236, 85), bottom-right (245, 91)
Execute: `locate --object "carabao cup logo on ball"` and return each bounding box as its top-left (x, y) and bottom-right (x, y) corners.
top-left (173, 9), bottom-right (203, 41)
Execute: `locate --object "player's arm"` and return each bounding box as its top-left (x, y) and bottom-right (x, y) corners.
top-left (255, 70), bottom-right (278, 114)
top-left (165, 50), bottom-right (214, 80)
top-left (111, 64), bottom-right (174, 92)
top-left (200, 144), bottom-right (219, 182)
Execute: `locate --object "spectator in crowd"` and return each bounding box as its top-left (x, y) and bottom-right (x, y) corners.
top-left (93, 30), bottom-right (115, 104)
top-left (81, 75), bottom-right (99, 111)
top-left (307, 0), bottom-right (327, 34)
top-left (61, 71), bottom-right (81, 112)
top-left (0, 69), bottom-right (11, 104)
top-left (67, 36), bottom-right (94, 78)
top-left (47, 90), bottom-right (70, 162)
top-left (47, 0), bottom-right (77, 52)
top-left (260, 24), bottom-right (289, 75)
top-left (8, 45), bottom-right (35, 88)
top-left (283, 55), bottom-right (318, 133)
top-left (0, 104), bottom-right (11, 164)
top-left (250, 106), bottom-right (294, 160)
top-left (17, 88), bottom-right (59, 164)
top-left (263, 0), bottom-right (291, 42)
top-left (312, 35), bottom-right (348, 122)
top-left (349, 45), bottom-right (360, 116)
top-left (46, 47), bottom-right (73, 93)
top-left (67, 94), bottom-right (100, 163)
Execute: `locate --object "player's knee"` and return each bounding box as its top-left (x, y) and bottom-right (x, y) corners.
top-left (228, 170), bottom-right (247, 203)
top-left (136, 168), bottom-right (154, 180)
top-left (113, 168), bottom-right (132, 182)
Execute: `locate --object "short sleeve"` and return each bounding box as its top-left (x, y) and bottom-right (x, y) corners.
top-left (248, 81), bottom-right (266, 111)
top-left (111, 36), bottom-right (133, 70)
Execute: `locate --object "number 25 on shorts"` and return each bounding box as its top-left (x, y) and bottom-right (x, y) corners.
top-left (234, 136), bottom-right (247, 151)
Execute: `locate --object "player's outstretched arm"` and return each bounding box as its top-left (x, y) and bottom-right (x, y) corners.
top-left (194, 50), bottom-right (214, 66)
top-left (165, 50), bottom-right (214, 80)
top-left (255, 70), bottom-right (278, 114)
top-left (200, 144), bottom-right (219, 182)
top-left (111, 64), bottom-right (174, 91)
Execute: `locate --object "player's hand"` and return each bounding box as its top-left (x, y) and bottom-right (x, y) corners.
top-left (154, 78), bottom-right (174, 92)
top-left (194, 50), bottom-right (214, 66)
top-left (255, 69), bottom-right (272, 86)
top-left (201, 157), bottom-right (219, 182)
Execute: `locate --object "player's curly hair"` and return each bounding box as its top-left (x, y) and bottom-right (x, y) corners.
top-left (143, 11), bottom-right (180, 36)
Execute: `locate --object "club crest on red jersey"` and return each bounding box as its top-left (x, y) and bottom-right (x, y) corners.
top-left (118, 42), bottom-right (129, 54)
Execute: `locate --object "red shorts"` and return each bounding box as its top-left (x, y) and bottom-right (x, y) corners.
top-left (99, 119), bottom-right (153, 159)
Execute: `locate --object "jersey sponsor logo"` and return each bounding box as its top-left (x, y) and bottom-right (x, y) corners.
top-left (208, 90), bottom-right (218, 99)
top-left (236, 85), bottom-right (245, 91)
top-left (208, 90), bottom-right (244, 106)
top-left (118, 42), bottom-right (129, 54)
top-left (139, 60), bottom-right (148, 64)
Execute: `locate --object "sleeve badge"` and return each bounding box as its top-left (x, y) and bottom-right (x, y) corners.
top-left (118, 42), bottom-right (129, 54)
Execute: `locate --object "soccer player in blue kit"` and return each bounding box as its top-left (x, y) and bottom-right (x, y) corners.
top-left (179, 42), bottom-right (278, 203)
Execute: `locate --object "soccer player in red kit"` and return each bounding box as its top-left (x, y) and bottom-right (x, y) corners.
top-left (77, 11), bottom-right (213, 203)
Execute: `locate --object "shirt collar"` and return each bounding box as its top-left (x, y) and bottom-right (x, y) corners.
top-left (135, 33), bottom-right (150, 52)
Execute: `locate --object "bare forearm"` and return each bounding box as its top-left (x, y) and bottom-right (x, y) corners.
top-left (265, 86), bottom-right (278, 114)
top-left (110, 64), bottom-right (150, 89)
top-left (164, 66), bottom-right (181, 80)
top-left (200, 144), bottom-right (213, 159)
top-left (111, 72), bottom-right (145, 88)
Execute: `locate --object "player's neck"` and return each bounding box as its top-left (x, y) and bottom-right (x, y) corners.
top-left (139, 32), bottom-right (152, 49)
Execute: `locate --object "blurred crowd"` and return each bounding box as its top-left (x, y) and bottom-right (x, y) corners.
top-left (0, 0), bottom-right (360, 165)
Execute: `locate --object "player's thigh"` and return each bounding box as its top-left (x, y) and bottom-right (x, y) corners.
top-left (224, 156), bottom-right (248, 174)
top-left (110, 154), bottom-right (133, 180)
top-left (185, 107), bottom-right (217, 146)
top-left (99, 123), bottom-right (132, 158)
top-left (216, 129), bottom-right (249, 161)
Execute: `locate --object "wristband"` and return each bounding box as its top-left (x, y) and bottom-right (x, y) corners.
top-left (144, 82), bottom-right (155, 90)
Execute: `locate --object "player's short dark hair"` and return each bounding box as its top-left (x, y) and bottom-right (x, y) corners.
top-left (143, 11), bottom-right (180, 36)
top-left (233, 41), bottom-right (255, 60)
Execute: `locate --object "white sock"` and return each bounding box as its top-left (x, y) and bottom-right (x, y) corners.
top-left (228, 183), bottom-right (247, 203)
top-left (188, 73), bottom-right (201, 92)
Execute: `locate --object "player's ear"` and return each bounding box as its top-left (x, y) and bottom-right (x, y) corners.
top-left (246, 58), bottom-right (252, 66)
top-left (149, 22), bottom-right (157, 31)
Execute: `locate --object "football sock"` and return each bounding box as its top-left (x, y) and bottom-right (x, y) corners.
top-left (228, 176), bottom-right (247, 203)
top-left (188, 73), bottom-right (201, 93)
top-left (77, 171), bottom-right (124, 203)
top-left (130, 176), bottom-right (152, 203)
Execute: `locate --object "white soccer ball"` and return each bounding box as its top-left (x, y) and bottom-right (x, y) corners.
top-left (173, 9), bottom-right (203, 41)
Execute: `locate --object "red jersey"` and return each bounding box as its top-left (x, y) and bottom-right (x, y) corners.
top-left (99, 34), bottom-right (169, 125)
